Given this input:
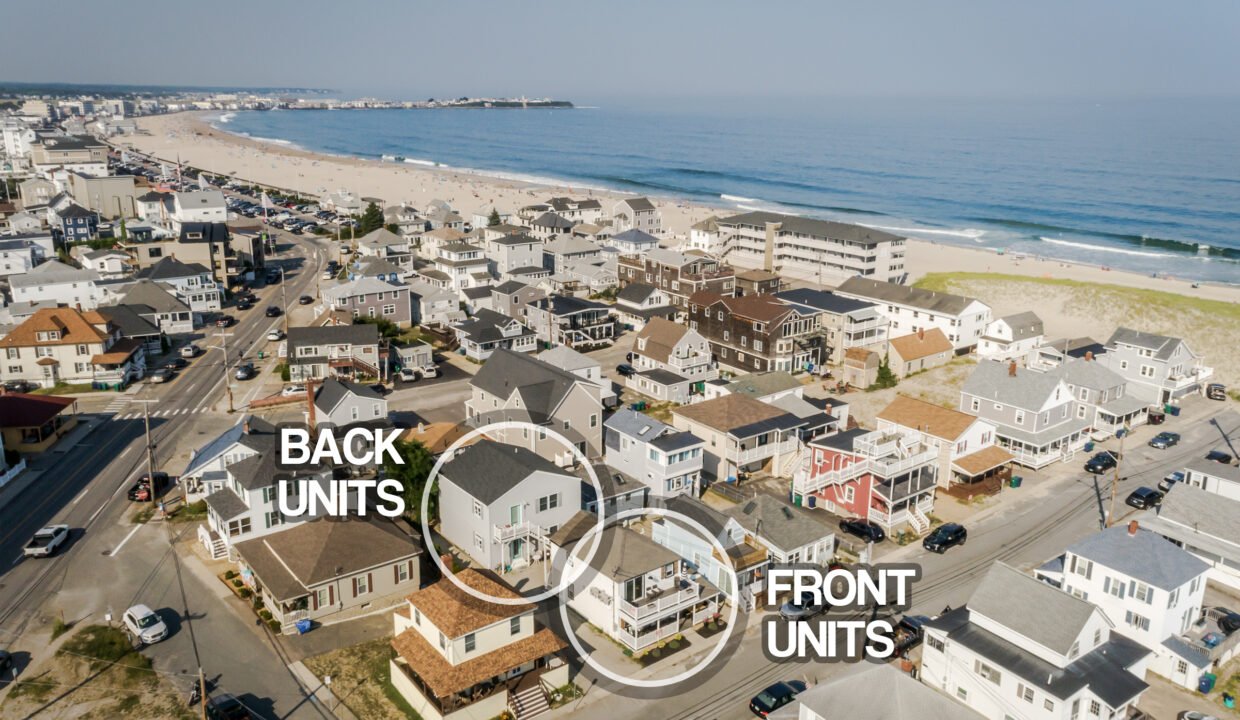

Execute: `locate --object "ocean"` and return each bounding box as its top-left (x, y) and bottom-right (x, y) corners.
top-left (216, 98), bottom-right (1240, 284)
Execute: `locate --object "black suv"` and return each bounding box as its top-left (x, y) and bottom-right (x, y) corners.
top-left (839, 518), bottom-right (886, 543)
top-left (265, 306), bottom-right (282, 317)
top-left (923, 523), bottom-right (967, 553)
top-left (1125, 486), bottom-right (1163, 510)
top-left (1084, 451), bottom-right (1120, 474)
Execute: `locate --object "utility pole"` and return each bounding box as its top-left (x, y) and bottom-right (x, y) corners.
top-left (1106, 427), bottom-right (1127, 527)
top-left (281, 267), bottom-right (289, 334)
top-left (218, 332), bottom-right (235, 412)
top-left (131, 399), bottom-right (158, 502)
top-left (198, 666), bottom-right (207, 720)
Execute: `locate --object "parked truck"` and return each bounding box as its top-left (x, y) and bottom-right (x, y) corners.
top-left (24, 525), bottom-right (69, 558)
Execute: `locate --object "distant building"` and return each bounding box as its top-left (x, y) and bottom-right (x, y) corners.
top-left (1096, 327), bottom-right (1213, 404)
top-left (617, 248), bottom-right (735, 310)
top-left (687, 290), bottom-right (821, 373)
top-left (978, 311), bottom-right (1045, 362)
top-left (611, 197), bottom-right (661, 234)
top-left (836, 277), bottom-right (991, 353)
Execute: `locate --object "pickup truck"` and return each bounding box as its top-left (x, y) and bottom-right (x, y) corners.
top-left (24, 525), bottom-right (69, 558)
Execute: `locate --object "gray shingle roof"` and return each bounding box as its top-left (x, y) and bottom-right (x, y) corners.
top-left (961, 359), bottom-right (1068, 410)
top-left (718, 211), bottom-right (903, 247)
top-left (1154, 483), bottom-right (1240, 547)
top-left (95, 304), bottom-right (160, 338)
top-left (616, 282), bottom-right (658, 305)
top-left (998, 311), bottom-right (1044, 337)
top-left (609, 229), bottom-right (658, 246)
top-left (439, 439), bottom-right (571, 504)
top-left (118, 280), bottom-right (189, 314)
top-left (135, 256), bottom-right (210, 281)
top-left (314, 377), bottom-right (383, 414)
top-left (470, 349), bottom-right (584, 419)
top-left (454, 309), bottom-right (532, 345)
top-left (836, 276), bottom-right (981, 315)
top-left (1066, 524), bottom-right (1208, 591)
top-left (721, 493), bottom-right (834, 552)
top-left (1105, 327), bottom-right (1185, 360)
top-left (618, 197), bottom-right (656, 212)
top-left (966, 562), bottom-right (1096, 655)
top-left (287, 324), bottom-right (380, 352)
top-left (768, 664), bottom-right (983, 720)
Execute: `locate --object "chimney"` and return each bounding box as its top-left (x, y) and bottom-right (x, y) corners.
top-left (1008, 360), bottom-right (1017, 377)
top-left (417, 422), bottom-right (425, 433)
top-left (1127, 519), bottom-right (1139, 536)
top-left (75, 302), bottom-right (82, 312)
top-left (242, 418), bottom-right (250, 434)
top-left (917, 327), bottom-right (925, 340)
top-left (1085, 351), bottom-right (1094, 361)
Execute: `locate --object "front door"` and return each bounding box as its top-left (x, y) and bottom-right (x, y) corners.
top-left (509, 504), bottom-right (522, 525)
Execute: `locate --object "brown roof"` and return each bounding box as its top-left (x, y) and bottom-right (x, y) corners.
top-left (876, 396), bottom-right (977, 441)
top-left (716, 293), bottom-right (793, 323)
top-left (673, 393), bottom-right (787, 433)
top-left (952, 445), bottom-right (1015, 477)
top-left (888, 328), bottom-right (953, 362)
top-left (400, 422), bottom-right (476, 455)
top-left (735, 269), bottom-right (780, 282)
top-left (406, 569), bottom-right (532, 639)
top-left (546, 510), bottom-right (597, 548)
top-left (633, 317), bottom-right (690, 364)
top-left (0, 307), bottom-right (109, 348)
top-left (90, 337), bottom-right (142, 365)
top-left (0, 393), bottom-right (75, 428)
top-left (843, 347), bottom-right (878, 366)
top-left (392, 625), bottom-right (566, 699)
top-left (235, 519), bottom-right (420, 602)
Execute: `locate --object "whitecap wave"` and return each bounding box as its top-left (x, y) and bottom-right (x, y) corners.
top-left (1038, 236), bottom-right (1174, 259)
top-left (866, 223), bottom-right (987, 240)
top-left (217, 112), bottom-right (236, 124)
top-left (721, 193), bottom-right (758, 203)
top-left (403, 158), bottom-right (440, 167)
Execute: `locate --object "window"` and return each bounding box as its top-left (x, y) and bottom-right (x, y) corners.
top-left (1089, 700), bottom-right (1101, 716)
top-left (472, 501), bottom-right (482, 518)
top-left (510, 616), bottom-right (521, 635)
top-left (1044, 699), bottom-right (1055, 712)
top-left (1017, 684), bottom-right (1033, 703)
top-left (969, 398), bottom-right (979, 412)
top-left (956, 687), bottom-right (968, 701)
top-left (1132, 581), bottom-right (1152, 603)
top-left (1125, 610), bottom-right (1150, 631)
top-left (464, 633), bottom-right (476, 652)
top-left (974, 659), bottom-right (1001, 685)
top-left (413, 607), bottom-right (421, 625)
top-left (1104, 576), bottom-right (1125, 599)
top-left (439, 631), bottom-right (446, 649)
top-left (382, 304), bottom-right (396, 316)
top-left (538, 493), bottom-right (560, 512)
top-left (1070, 555), bottom-right (1093, 579)
top-left (1077, 404), bottom-right (1087, 419)
top-left (396, 562), bottom-right (410, 583)
top-left (927, 636), bottom-right (944, 652)
top-left (590, 414), bottom-right (598, 428)
top-left (264, 511), bottom-right (281, 529)
top-left (355, 574), bottom-right (369, 594)
top-left (1014, 410), bottom-right (1025, 425)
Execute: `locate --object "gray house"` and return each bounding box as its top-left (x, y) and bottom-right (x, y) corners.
top-left (323, 276), bottom-right (412, 327)
top-left (1097, 327), bottom-right (1214, 404)
top-left (313, 378), bottom-right (388, 427)
top-left (407, 279), bottom-right (463, 327)
top-left (287, 324), bottom-right (383, 382)
top-left (604, 408), bottom-right (705, 501)
top-left (453, 308), bottom-right (537, 361)
top-left (438, 440), bottom-right (582, 574)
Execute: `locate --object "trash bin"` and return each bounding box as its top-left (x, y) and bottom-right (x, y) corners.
top-left (1010, 476), bottom-right (1023, 488)
top-left (1166, 404), bottom-right (1181, 416)
top-left (807, 495), bottom-right (817, 509)
top-left (1084, 441), bottom-right (1095, 452)
top-left (1199, 673), bottom-right (1217, 693)
top-left (295, 619), bottom-right (312, 635)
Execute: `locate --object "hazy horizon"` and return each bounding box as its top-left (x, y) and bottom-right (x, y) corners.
top-left (1, 1), bottom-right (1238, 102)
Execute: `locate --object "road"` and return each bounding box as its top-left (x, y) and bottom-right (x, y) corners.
top-left (0, 224), bottom-right (334, 718)
top-left (559, 401), bottom-right (1240, 720)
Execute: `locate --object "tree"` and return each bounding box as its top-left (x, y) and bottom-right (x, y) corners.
top-left (870, 354), bottom-right (899, 390)
top-left (487, 208), bottom-right (502, 226)
top-left (385, 223), bottom-right (400, 235)
top-left (353, 315), bottom-right (401, 339)
top-left (118, 216), bottom-right (128, 243)
top-left (385, 439), bottom-right (437, 521)
top-left (358, 202), bottom-right (385, 236)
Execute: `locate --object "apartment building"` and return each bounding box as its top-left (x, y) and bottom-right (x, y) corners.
top-left (617, 248), bottom-right (735, 310)
top-left (687, 290), bottom-right (821, 373)
top-left (775, 288), bottom-right (888, 366)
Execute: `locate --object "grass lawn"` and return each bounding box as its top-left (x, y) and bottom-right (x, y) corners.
top-left (303, 638), bottom-right (422, 720)
top-left (31, 383), bottom-right (98, 395)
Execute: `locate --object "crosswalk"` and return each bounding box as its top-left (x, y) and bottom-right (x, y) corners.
top-left (110, 407), bottom-right (211, 420)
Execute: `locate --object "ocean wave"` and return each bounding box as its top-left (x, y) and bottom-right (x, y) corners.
top-left (403, 158), bottom-right (441, 167)
top-left (972, 216), bottom-right (1240, 260)
top-left (867, 224), bottom-right (987, 241)
top-left (1037, 237), bottom-right (1176, 259)
top-left (721, 194), bottom-right (758, 203)
top-left (217, 112), bottom-right (236, 124)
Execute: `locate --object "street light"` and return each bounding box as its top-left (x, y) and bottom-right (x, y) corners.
top-left (217, 332), bottom-right (235, 412)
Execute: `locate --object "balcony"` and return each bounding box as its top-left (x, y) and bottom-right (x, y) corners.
top-left (1166, 365), bottom-right (1213, 389)
top-left (731, 438), bottom-right (798, 466)
top-left (493, 521), bottom-right (545, 543)
top-left (618, 582), bottom-right (702, 622)
top-left (617, 620), bottom-right (682, 651)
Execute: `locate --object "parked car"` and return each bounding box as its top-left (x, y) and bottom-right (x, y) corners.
top-left (234, 363), bottom-right (256, 381)
top-left (1217, 609), bottom-right (1240, 635)
top-left (281, 384), bottom-right (306, 397)
top-left (779, 592), bottom-right (828, 621)
top-left (616, 363), bottom-right (637, 377)
top-left (267, 328), bottom-right (284, 341)
top-left (1148, 432), bottom-right (1181, 449)
top-left (1084, 451), bottom-right (1121, 474)
top-left (23, 525), bottom-right (70, 558)
top-left (1125, 487), bottom-right (1163, 510)
top-left (128, 472), bottom-right (170, 501)
top-left (1158, 471), bottom-right (1184, 492)
top-left (180, 344), bottom-right (202, 359)
top-left (236, 300), bottom-right (253, 311)
top-left (123, 604), bottom-right (168, 645)
top-left (215, 316), bottom-right (235, 328)
top-left (3, 379), bottom-right (34, 393)
top-left (748, 681), bottom-right (807, 717)
top-left (265, 306), bottom-right (282, 317)
top-left (298, 295), bottom-right (314, 305)
top-left (1178, 711), bottom-right (1221, 720)
top-left (923, 523), bottom-right (968, 553)
top-left (839, 518), bottom-right (886, 544)
top-left (1205, 450), bottom-right (1233, 464)
top-left (1206, 383), bottom-right (1228, 401)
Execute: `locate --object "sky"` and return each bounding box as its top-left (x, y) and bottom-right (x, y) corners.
top-left (2, 0), bottom-right (1238, 102)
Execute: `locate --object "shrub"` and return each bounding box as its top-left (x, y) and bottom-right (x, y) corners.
top-left (224, 570), bottom-right (237, 580)
top-left (238, 588), bottom-right (252, 599)
top-left (231, 578), bottom-right (243, 588)
top-left (267, 619), bottom-right (281, 632)
top-left (259, 610), bottom-right (272, 621)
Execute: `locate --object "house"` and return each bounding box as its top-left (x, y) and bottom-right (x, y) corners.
top-left (150, 221), bottom-right (264, 286)
top-left (713, 211), bottom-right (908, 285)
top-left (836, 277), bottom-right (992, 353)
top-left (959, 360), bottom-right (1090, 469)
top-left (671, 394), bottom-right (805, 481)
top-left (433, 241), bottom-right (491, 291)
top-left (234, 518), bottom-right (421, 630)
top-left (770, 664), bottom-right (983, 720)
top-left (713, 371), bottom-right (805, 403)
top-left (460, 286), bottom-right (493, 314)
top-left (491, 280), bottom-right (547, 320)
top-left (408, 280), bottom-right (464, 327)
top-left (921, 562), bottom-right (1151, 720)
top-left (18, 177), bottom-right (56, 208)
top-left (875, 395), bottom-right (1012, 489)
top-left (66, 172), bottom-right (139, 219)
top-left (617, 248), bottom-right (736, 311)
top-left (648, 495), bottom-right (769, 610)
top-left (6, 211), bottom-right (43, 234)
top-left (94, 305), bottom-right (163, 357)
top-left (0, 393), bottom-right (78, 453)
top-left (438, 440), bottom-right (582, 573)
top-left (722, 492), bottom-right (836, 567)
top-left (76, 248), bottom-right (130, 279)
top-left (630, 317), bottom-right (717, 387)
top-left (604, 408), bottom-right (704, 500)
top-left (523, 197), bottom-right (603, 225)
top-left (1137, 483), bottom-right (1240, 591)
top-left (170, 190), bottom-right (228, 232)
top-left (611, 197), bottom-right (661, 234)
top-left (199, 445), bottom-right (325, 557)
top-left (389, 570), bottom-right (569, 720)
top-left (312, 378), bottom-right (388, 427)
top-left (485, 233), bottom-right (543, 276)
top-left (8, 259), bottom-right (110, 309)
top-left (795, 425), bottom-right (939, 536)
top-left (605, 228), bottom-right (659, 255)
top-left (687, 290), bottom-right (822, 374)
top-left (522, 295), bottom-right (615, 350)
top-left (418, 227), bottom-right (468, 261)
top-left (286, 324), bottom-right (383, 382)
top-left (0, 307), bottom-right (145, 389)
top-left (30, 134), bottom-right (108, 177)
top-left (382, 205), bottom-right (423, 237)
top-left (541, 236), bottom-right (600, 272)
top-left (1096, 327), bottom-right (1213, 404)
top-left (1182, 453), bottom-right (1240, 501)
top-left (0, 238), bottom-right (44, 278)
top-left (612, 282), bottom-right (676, 330)
top-left (732, 268), bottom-right (781, 296)
top-left (452, 309), bottom-right (537, 362)
top-left (1047, 521), bottom-right (1212, 690)
top-left (887, 328), bottom-right (954, 377)
top-left (529, 212), bottom-right (575, 241)
top-left (353, 256), bottom-right (406, 284)
top-left (181, 415), bottom-right (275, 493)
top-left (1029, 337), bottom-right (1108, 370)
top-left (553, 260), bottom-right (617, 296)
top-left (356, 227), bottom-right (414, 271)
top-left (134, 256), bottom-right (223, 314)
top-left (978, 311), bottom-right (1045, 362)
top-left (552, 517), bottom-right (721, 653)
top-left (323, 275), bottom-right (413, 327)
top-left (534, 345), bottom-right (617, 407)
top-left (1053, 356), bottom-right (1148, 435)
top-left (580, 463), bottom-right (650, 517)
top-left (465, 349), bottom-right (605, 460)
top-left (134, 190), bottom-right (168, 223)
top-left (842, 347), bottom-right (880, 388)
top-left (116, 280), bottom-right (196, 334)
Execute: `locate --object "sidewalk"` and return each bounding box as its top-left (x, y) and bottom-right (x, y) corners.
top-left (0, 415), bottom-right (104, 509)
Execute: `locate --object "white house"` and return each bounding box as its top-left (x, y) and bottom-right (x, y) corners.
top-left (921, 562), bottom-right (1151, 720)
top-left (9, 260), bottom-right (112, 309)
top-left (603, 408), bottom-right (704, 501)
top-left (1182, 454), bottom-right (1240, 502)
top-left (978, 311), bottom-right (1045, 362)
top-left (170, 190), bottom-right (228, 232)
top-left (311, 378), bottom-right (388, 427)
top-left (0, 238), bottom-right (44, 278)
top-left (1138, 483), bottom-right (1240, 591)
top-left (836, 276), bottom-right (992, 353)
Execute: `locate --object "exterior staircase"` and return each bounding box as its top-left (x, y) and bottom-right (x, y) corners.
top-left (510, 683), bottom-right (550, 720)
top-left (198, 525), bottom-right (228, 560)
top-left (909, 504), bottom-right (930, 535)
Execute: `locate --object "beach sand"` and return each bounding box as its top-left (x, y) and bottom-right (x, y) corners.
top-left (120, 112), bottom-right (1239, 386)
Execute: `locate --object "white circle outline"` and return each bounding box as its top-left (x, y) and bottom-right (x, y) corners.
top-left (557, 507), bottom-right (740, 689)
top-left (419, 421), bottom-right (605, 605)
